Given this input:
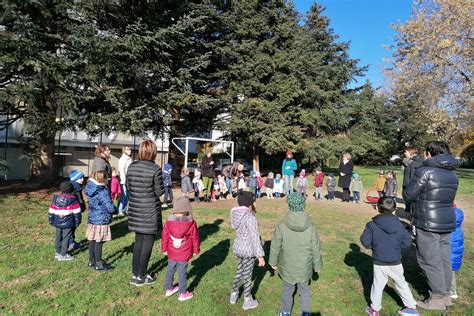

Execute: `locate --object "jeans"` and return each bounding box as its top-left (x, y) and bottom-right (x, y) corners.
top-left (165, 260), bottom-right (188, 294)
top-left (118, 184), bottom-right (128, 213)
top-left (353, 191), bottom-right (360, 202)
top-left (225, 177), bottom-right (233, 196)
top-left (132, 233), bottom-right (155, 278)
top-left (283, 174), bottom-right (294, 196)
top-left (55, 228), bottom-right (73, 256)
top-left (164, 187), bottom-right (173, 203)
top-left (416, 228), bottom-right (452, 295)
top-left (281, 280), bottom-right (311, 314)
top-left (328, 191), bottom-right (335, 200)
top-left (315, 187), bottom-right (322, 199)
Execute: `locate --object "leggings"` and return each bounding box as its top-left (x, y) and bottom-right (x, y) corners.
top-left (231, 257), bottom-right (255, 297)
top-left (202, 177), bottom-right (213, 197)
top-left (132, 233), bottom-right (155, 278)
top-left (88, 240), bottom-right (104, 263)
top-left (342, 188), bottom-right (351, 202)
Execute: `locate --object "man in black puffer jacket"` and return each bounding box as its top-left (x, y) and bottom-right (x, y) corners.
top-left (403, 141), bottom-right (459, 312)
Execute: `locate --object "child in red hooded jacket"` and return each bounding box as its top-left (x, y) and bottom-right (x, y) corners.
top-left (162, 196), bottom-right (200, 301)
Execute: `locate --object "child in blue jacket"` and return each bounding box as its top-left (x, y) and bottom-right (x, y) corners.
top-left (69, 169), bottom-right (86, 250)
top-left (163, 163), bottom-right (173, 207)
top-left (85, 170), bottom-right (116, 272)
top-left (49, 181), bottom-right (82, 261)
top-left (450, 203), bottom-right (464, 299)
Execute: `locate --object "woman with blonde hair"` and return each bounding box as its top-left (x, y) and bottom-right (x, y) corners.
top-left (338, 153), bottom-right (354, 202)
top-left (126, 140), bottom-right (164, 286)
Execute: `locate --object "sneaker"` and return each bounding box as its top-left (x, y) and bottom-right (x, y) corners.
top-left (366, 306), bottom-right (379, 316)
top-left (143, 274), bottom-right (155, 285)
top-left (129, 276), bottom-right (139, 285)
top-left (398, 307), bottom-right (419, 315)
top-left (58, 254), bottom-right (74, 261)
top-left (131, 276), bottom-right (145, 287)
top-left (178, 291), bottom-right (194, 301)
top-left (242, 297), bottom-right (258, 310)
top-left (162, 203), bottom-right (168, 208)
top-left (229, 291), bottom-right (239, 304)
top-left (73, 242), bottom-right (81, 250)
top-left (450, 290), bottom-right (458, 299)
top-left (165, 286), bottom-right (179, 297)
top-left (88, 260), bottom-right (95, 268)
top-left (417, 294), bottom-right (446, 311)
top-left (278, 310), bottom-right (291, 316)
top-left (55, 253), bottom-right (61, 259)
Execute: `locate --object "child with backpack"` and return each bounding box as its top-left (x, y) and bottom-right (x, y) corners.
top-left (313, 167), bottom-right (325, 200)
top-left (360, 197), bottom-right (419, 316)
top-left (49, 181), bottom-right (82, 261)
top-left (269, 192), bottom-right (323, 316)
top-left (229, 191), bottom-right (265, 310)
top-left (85, 170), bottom-right (116, 272)
top-left (162, 197), bottom-right (200, 301)
top-left (247, 171), bottom-right (258, 195)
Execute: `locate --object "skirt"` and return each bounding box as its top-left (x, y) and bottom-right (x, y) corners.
top-left (86, 224), bottom-right (112, 242)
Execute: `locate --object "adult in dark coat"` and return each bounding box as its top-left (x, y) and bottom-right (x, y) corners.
top-left (90, 144), bottom-right (112, 178)
top-left (201, 151), bottom-right (215, 202)
top-left (401, 146), bottom-right (423, 214)
top-left (338, 153), bottom-right (354, 202)
top-left (126, 140), bottom-right (164, 286)
top-left (222, 161), bottom-right (243, 197)
top-left (403, 141), bottom-right (459, 311)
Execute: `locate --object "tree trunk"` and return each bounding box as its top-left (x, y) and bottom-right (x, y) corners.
top-left (252, 143), bottom-right (260, 172)
top-left (29, 137), bottom-right (56, 185)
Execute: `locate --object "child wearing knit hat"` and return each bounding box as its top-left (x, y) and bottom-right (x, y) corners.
top-left (269, 192), bottom-right (323, 316)
top-left (229, 191), bottom-right (265, 310)
top-left (162, 196), bottom-right (200, 301)
top-left (69, 169), bottom-right (86, 250)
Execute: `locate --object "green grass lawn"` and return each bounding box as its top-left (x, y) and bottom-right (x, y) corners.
top-left (0, 191), bottom-right (472, 315)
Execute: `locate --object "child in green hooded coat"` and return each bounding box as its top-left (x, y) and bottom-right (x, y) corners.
top-left (269, 192), bottom-right (323, 316)
top-left (349, 173), bottom-right (363, 204)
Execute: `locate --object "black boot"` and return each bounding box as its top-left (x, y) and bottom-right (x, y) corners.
top-left (88, 260), bottom-right (95, 268)
top-left (95, 260), bottom-right (113, 272)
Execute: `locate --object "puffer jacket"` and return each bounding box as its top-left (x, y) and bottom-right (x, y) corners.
top-left (48, 194), bottom-right (82, 229)
top-left (230, 206), bottom-right (264, 258)
top-left (85, 179), bottom-right (115, 225)
top-left (402, 155), bottom-right (422, 189)
top-left (162, 215), bottom-right (200, 261)
top-left (360, 213), bottom-right (412, 265)
top-left (269, 212), bottom-right (322, 285)
top-left (403, 154), bottom-right (459, 233)
top-left (181, 175), bottom-right (193, 193)
top-left (126, 160), bottom-right (164, 234)
top-left (451, 207), bottom-right (464, 271)
top-left (384, 178), bottom-right (397, 197)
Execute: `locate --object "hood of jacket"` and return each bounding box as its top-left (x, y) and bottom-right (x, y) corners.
top-left (372, 214), bottom-right (400, 234)
top-left (85, 179), bottom-right (106, 198)
top-left (231, 206), bottom-right (252, 230)
top-left (166, 215), bottom-right (194, 238)
top-left (282, 212), bottom-right (312, 232)
top-left (423, 154), bottom-right (459, 170)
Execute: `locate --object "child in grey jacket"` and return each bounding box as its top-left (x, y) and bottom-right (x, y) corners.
top-left (230, 191), bottom-right (265, 310)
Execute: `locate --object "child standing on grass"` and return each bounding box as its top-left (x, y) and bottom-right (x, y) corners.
top-left (360, 197), bottom-right (419, 316)
top-left (163, 163), bottom-right (174, 207)
top-left (69, 169), bottom-right (86, 250)
top-left (269, 192), bottom-right (322, 316)
top-left (247, 171), bottom-right (258, 195)
top-left (237, 174), bottom-right (246, 194)
top-left (326, 173), bottom-right (336, 201)
top-left (273, 174), bottom-right (284, 198)
top-left (350, 173), bottom-right (363, 204)
top-left (264, 172), bottom-right (275, 199)
top-left (450, 203), bottom-right (464, 299)
top-left (180, 168), bottom-right (193, 198)
top-left (110, 167), bottom-right (122, 211)
top-left (49, 181), bottom-right (82, 261)
top-left (192, 170), bottom-right (204, 202)
top-left (297, 169), bottom-right (308, 198)
top-left (374, 170), bottom-right (386, 198)
top-left (85, 170), bottom-right (116, 272)
top-left (230, 191), bottom-right (265, 310)
top-left (162, 197), bottom-right (200, 301)
top-left (218, 175), bottom-right (228, 200)
top-left (313, 167), bottom-right (325, 200)
top-left (383, 171), bottom-right (397, 202)
top-left (256, 171), bottom-right (264, 198)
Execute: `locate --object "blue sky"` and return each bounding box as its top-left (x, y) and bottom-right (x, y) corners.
top-left (294, 0), bottom-right (414, 88)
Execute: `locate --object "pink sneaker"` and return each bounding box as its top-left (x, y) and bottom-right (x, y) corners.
top-left (178, 291), bottom-right (194, 301)
top-left (165, 286), bottom-right (179, 297)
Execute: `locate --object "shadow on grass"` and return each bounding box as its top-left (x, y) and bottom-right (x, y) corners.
top-left (110, 217), bottom-right (130, 240)
top-left (251, 240), bottom-right (273, 297)
top-left (344, 243), bottom-right (404, 307)
top-left (187, 239), bottom-right (230, 292)
top-left (199, 219), bottom-right (223, 244)
top-left (401, 244), bottom-right (430, 298)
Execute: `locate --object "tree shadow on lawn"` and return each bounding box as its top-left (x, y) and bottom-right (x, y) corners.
top-left (187, 239), bottom-right (230, 292)
top-left (344, 243), bottom-right (404, 307)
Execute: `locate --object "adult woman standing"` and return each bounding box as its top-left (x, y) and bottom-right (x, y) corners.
top-left (126, 140), bottom-right (164, 286)
top-left (281, 150), bottom-right (297, 196)
top-left (338, 153), bottom-right (354, 202)
top-left (90, 144), bottom-right (112, 177)
top-left (201, 151), bottom-right (215, 202)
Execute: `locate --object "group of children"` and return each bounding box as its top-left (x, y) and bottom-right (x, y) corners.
top-left (48, 164), bottom-right (464, 315)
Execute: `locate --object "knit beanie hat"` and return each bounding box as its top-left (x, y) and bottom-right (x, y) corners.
top-left (164, 163), bottom-right (172, 171)
top-left (237, 191), bottom-right (256, 207)
top-left (352, 173), bottom-right (360, 180)
top-left (69, 169), bottom-right (84, 182)
top-left (172, 196), bottom-right (193, 215)
top-left (60, 181), bottom-right (74, 193)
top-left (287, 192), bottom-right (305, 212)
